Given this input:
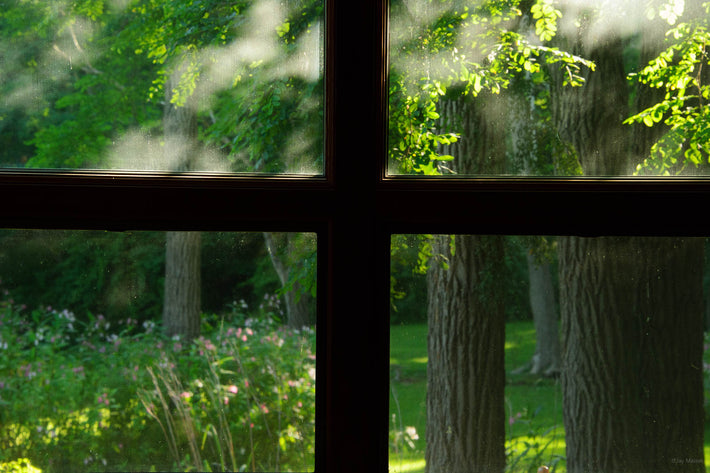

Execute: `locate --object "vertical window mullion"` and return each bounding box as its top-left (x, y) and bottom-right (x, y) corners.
top-left (324, 0), bottom-right (389, 471)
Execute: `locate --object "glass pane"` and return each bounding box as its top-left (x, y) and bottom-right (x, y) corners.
top-left (0, 230), bottom-right (316, 472)
top-left (388, 1), bottom-right (710, 177)
top-left (390, 234), bottom-right (707, 472)
top-left (0, 1), bottom-right (323, 174)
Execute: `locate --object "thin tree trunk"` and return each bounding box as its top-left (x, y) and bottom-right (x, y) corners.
top-left (263, 232), bottom-right (312, 329)
top-left (162, 70), bottom-right (202, 341)
top-left (526, 254), bottom-right (560, 376)
top-left (163, 231), bottom-right (202, 341)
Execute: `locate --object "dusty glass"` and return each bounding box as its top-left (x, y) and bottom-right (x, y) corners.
top-left (0, 1), bottom-right (324, 174)
top-left (388, 1), bottom-right (710, 177)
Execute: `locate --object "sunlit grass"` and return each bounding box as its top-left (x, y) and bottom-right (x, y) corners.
top-left (388, 321), bottom-right (563, 473)
top-left (391, 321), bottom-right (710, 472)
top-left (389, 457), bottom-right (425, 473)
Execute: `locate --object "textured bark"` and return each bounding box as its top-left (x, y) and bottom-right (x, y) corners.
top-left (560, 237), bottom-right (705, 473)
top-left (162, 72), bottom-right (202, 341)
top-left (551, 26), bottom-right (631, 176)
top-left (163, 231), bottom-right (202, 341)
top-left (553, 8), bottom-right (706, 471)
top-left (426, 235), bottom-right (506, 473)
top-left (526, 254), bottom-right (560, 376)
top-left (263, 232), bottom-right (312, 329)
top-left (426, 94), bottom-right (506, 473)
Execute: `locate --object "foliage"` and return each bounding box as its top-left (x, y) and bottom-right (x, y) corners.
top-left (505, 403), bottom-right (565, 473)
top-left (388, 0), bottom-right (594, 175)
top-left (0, 230), bottom-right (279, 326)
top-left (0, 288), bottom-right (315, 472)
top-left (625, 1), bottom-right (710, 175)
top-left (0, 459), bottom-right (42, 473)
top-left (0, 0), bottom-right (323, 173)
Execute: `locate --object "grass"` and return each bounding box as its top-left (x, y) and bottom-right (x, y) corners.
top-left (389, 321), bottom-right (709, 473)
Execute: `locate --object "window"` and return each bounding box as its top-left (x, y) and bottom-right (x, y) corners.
top-left (2, 2), bottom-right (710, 473)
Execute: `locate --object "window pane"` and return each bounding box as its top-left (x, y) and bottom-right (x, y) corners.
top-left (388, 1), bottom-right (710, 177)
top-left (0, 1), bottom-right (323, 174)
top-left (390, 234), bottom-right (706, 472)
top-left (0, 230), bottom-right (316, 472)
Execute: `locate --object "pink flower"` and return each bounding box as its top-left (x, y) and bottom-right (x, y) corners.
top-left (228, 385), bottom-right (238, 394)
top-left (260, 404), bottom-right (269, 414)
top-left (223, 396), bottom-right (229, 405)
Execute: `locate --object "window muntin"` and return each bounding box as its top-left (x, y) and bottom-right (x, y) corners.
top-left (0, 0), bottom-right (324, 175)
top-left (387, 0), bottom-right (710, 177)
top-left (0, 229), bottom-right (316, 472)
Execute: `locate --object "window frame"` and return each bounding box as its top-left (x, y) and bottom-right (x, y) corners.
top-left (1, 1), bottom-right (710, 472)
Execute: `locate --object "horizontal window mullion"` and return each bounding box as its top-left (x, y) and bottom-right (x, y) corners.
top-left (376, 187), bottom-right (710, 236)
top-left (0, 182), bottom-right (337, 231)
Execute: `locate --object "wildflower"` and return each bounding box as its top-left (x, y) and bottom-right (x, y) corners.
top-left (406, 426), bottom-right (419, 440)
top-left (180, 392), bottom-right (192, 401)
top-left (223, 396), bottom-right (229, 405)
top-left (228, 385), bottom-right (238, 394)
top-left (260, 404), bottom-right (269, 414)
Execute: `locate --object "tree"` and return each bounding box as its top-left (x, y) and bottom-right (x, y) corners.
top-left (162, 67), bottom-right (202, 341)
top-left (426, 234), bottom-right (506, 473)
top-left (263, 232), bottom-right (316, 329)
top-left (523, 248), bottom-right (560, 376)
top-left (389, 1), bottom-right (591, 470)
top-left (550, 2), bottom-right (707, 471)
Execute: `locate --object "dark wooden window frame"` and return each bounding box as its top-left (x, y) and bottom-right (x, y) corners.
top-left (1, 2), bottom-right (710, 472)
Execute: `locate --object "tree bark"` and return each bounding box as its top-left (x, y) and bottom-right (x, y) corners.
top-left (552, 7), bottom-right (706, 472)
top-left (426, 93), bottom-right (507, 473)
top-left (426, 234), bottom-right (506, 473)
top-left (560, 236), bottom-right (705, 473)
top-left (526, 253), bottom-right (560, 377)
top-left (162, 70), bottom-right (202, 341)
top-left (163, 231), bottom-right (202, 341)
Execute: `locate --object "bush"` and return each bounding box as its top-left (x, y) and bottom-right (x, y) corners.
top-left (0, 289), bottom-right (315, 472)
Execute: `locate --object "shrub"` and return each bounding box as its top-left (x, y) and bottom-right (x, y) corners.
top-left (0, 288), bottom-right (315, 472)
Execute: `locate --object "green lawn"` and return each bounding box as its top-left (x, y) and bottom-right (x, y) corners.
top-left (389, 321), bottom-right (710, 473)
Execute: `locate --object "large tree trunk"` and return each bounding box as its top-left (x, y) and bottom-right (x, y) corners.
top-left (426, 93), bottom-right (506, 473)
top-left (426, 234), bottom-right (506, 473)
top-left (560, 236), bottom-right (705, 473)
top-left (162, 70), bottom-right (202, 341)
top-left (553, 6), bottom-right (706, 472)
